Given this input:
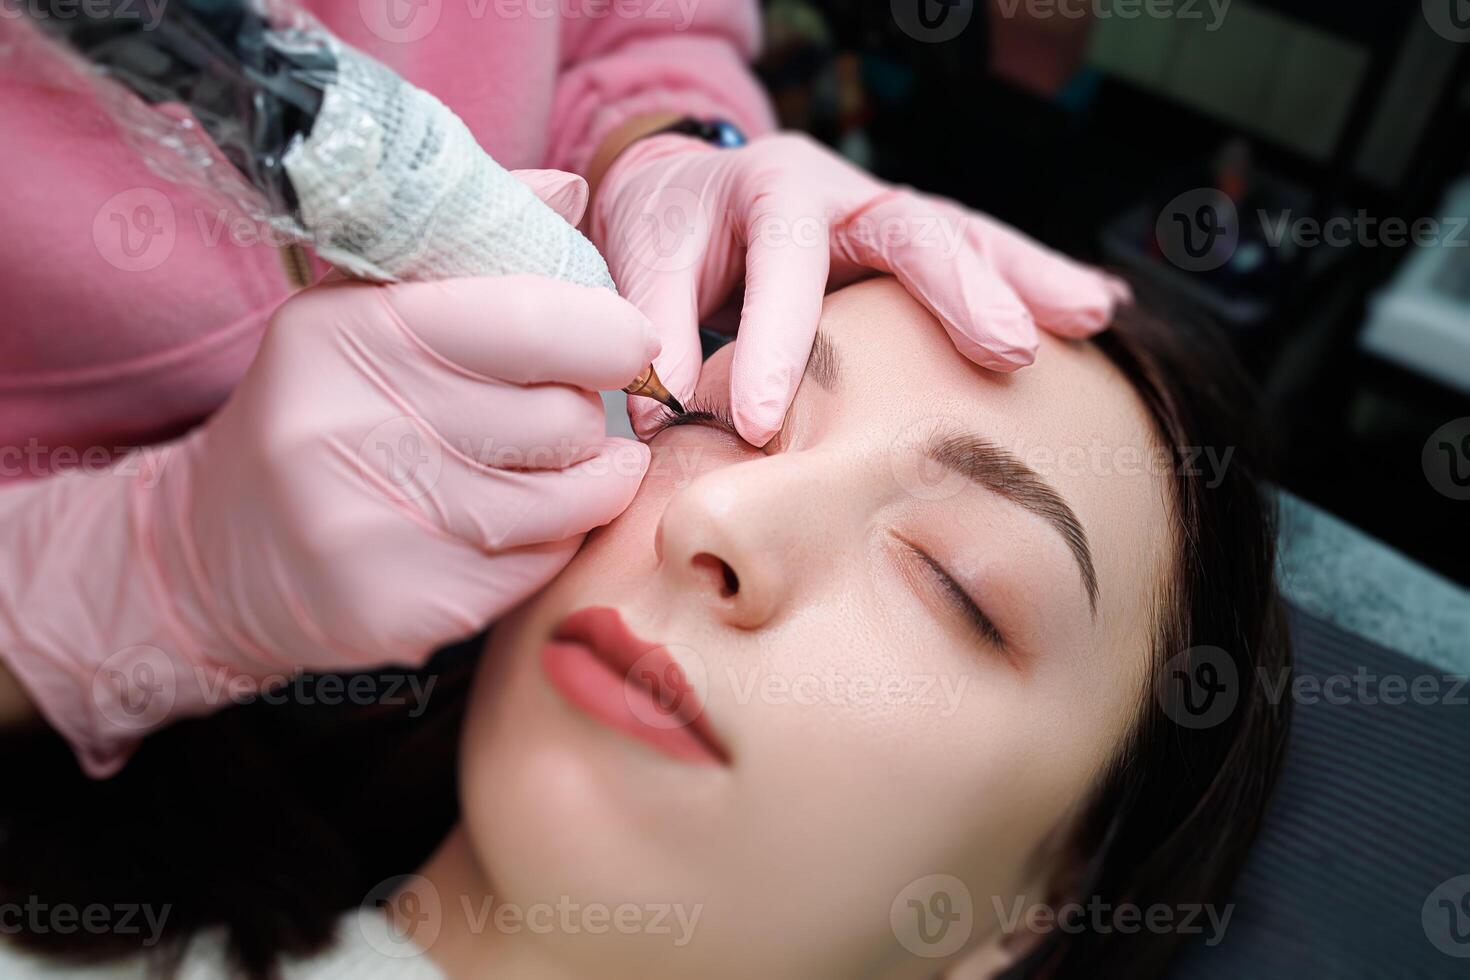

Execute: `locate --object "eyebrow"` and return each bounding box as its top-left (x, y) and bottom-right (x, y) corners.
top-left (805, 330), bottom-right (841, 391)
top-left (763, 330), bottom-right (839, 453)
top-left (926, 433), bottom-right (1100, 616)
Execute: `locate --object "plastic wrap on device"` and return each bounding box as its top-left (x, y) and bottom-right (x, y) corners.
top-left (282, 37), bottom-right (615, 286)
top-left (2, 0), bottom-right (616, 289)
top-left (0, 0), bottom-right (319, 236)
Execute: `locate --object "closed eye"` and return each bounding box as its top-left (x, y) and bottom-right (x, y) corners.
top-left (909, 545), bottom-right (1007, 650)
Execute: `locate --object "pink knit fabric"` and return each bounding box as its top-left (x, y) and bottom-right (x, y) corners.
top-left (0, 0), bottom-right (774, 472)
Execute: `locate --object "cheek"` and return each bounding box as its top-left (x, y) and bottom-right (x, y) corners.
top-left (722, 596), bottom-right (1086, 935)
top-left (739, 540), bottom-right (1121, 884)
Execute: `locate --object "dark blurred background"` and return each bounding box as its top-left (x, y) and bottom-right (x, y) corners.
top-left (755, 0), bottom-right (1470, 586)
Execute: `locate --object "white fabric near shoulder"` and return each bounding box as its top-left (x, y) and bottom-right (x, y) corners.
top-left (0, 909), bottom-right (446, 979)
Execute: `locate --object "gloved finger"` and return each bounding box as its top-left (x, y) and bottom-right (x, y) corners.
top-left (728, 199), bottom-right (830, 445)
top-left (409, 437), bottom-right (650, 551)
top-left (510, 169), bottom-right (591, 226)
top-left (935, 197), bottom-right (1127, 338)
top-left (455, 536), bottom-right (587, 625)
top-left (837, 191), bottom-right (1040, 371)
top-left (406, 378), bottom-right (610, 465)
top-left (1104, 274), bottom-right (1135, 305)
top-left (378, 275), bottom-right (658, 390)
top-left (618, 268), bottom-right (704, 439)
top-left (339, 535), bottom-right (588, 666)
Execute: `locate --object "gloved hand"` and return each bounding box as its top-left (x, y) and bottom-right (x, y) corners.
top-left (591, 132), bottom-right (1131, 445)
top-left (0, 172), bottom-right (654, 777)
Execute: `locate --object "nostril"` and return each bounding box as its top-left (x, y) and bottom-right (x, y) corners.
top-left (720, 562), bottom-right (739, 597)
top-left (692, 553), bottom-right (740, 599)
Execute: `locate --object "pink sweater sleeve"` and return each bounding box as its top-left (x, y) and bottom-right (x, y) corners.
top-left (545, 0), bottom-right (777, 177)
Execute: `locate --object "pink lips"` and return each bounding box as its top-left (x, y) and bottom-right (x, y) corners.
top-left (539, 607), bottom-right (729, 766)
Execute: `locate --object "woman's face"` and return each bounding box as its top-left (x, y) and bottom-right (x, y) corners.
top-left (458, 279), bottom-right (1172, 977)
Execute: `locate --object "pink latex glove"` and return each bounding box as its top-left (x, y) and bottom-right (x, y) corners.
top-left (0, 172), bottom-right (654, 777)
top-left (591, 132), bottom-right (1131, 445)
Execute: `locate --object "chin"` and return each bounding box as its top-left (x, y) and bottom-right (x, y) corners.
top-left (456, 600), bottom-right (739, 973)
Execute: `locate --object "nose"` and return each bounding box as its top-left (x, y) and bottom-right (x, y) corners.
top-left (654, 454), bottom-right (840, 630)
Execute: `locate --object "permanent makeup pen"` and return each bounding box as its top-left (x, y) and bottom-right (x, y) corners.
top-left (623, 365), bottom-right (684, 414)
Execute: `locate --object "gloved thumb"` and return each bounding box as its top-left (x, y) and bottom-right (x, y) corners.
top-left (510, 169), bottom-right (591, 227)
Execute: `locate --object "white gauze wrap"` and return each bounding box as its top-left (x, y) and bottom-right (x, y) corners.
top-left (281, 37), bottom-right (615, 290)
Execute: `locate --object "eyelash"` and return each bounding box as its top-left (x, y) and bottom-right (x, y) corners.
top-left (911, 547), bottom-right (1007, 650)
top-left (645, 395), bottom-right (739, 438)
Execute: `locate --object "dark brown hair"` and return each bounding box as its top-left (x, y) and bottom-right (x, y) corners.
top-left (0, 283), bottom-right (1289, 979)
top-left (1005, 286), bottom-right (1292, 978)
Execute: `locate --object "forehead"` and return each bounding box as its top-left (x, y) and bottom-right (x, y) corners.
top-left (712, 278), bottom-right (1176, 643)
